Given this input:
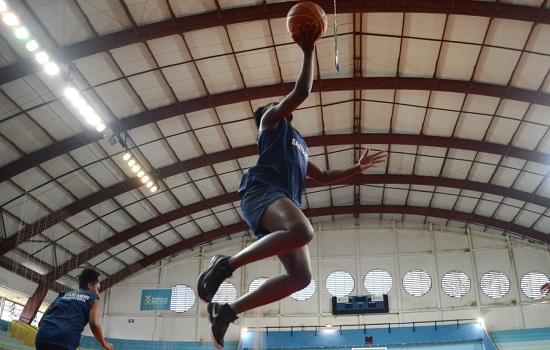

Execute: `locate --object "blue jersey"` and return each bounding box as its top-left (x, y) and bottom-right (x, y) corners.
top-left (239, 119), bottom-right (309, 208)
top-left (36, 290), bottom-right (97, 350)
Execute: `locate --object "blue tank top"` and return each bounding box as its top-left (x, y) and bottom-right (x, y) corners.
top-left (239, 119), bottom-right (309, 207)
top-left (36, 290), bottom-right (98, 350)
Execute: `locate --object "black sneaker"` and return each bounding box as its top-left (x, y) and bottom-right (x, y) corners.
top-left (207, 303), bottom-right (238, 349)
top-left (197, 255), bottom-right (233, 303)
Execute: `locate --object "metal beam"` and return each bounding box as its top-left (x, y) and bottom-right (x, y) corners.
top-left (2, 77), bottom-right (549, 183)
top-left (13, 174), bottom-right (548, 288)
top-left (101, 204), bottom-right (549, 289)
top-left (2, 134), bottom-right (549, 257)
top-left (1, 0), bottom-right (549, 85)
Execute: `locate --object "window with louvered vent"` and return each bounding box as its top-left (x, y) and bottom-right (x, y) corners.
top-left (364, 269), bottom-right (393, 295)
top-left (520, 271), bottom-right (549, 299)
top-left (480, 271), bottom-right (510, 299)
top-left (441, 271), bottom-right (471, 298)
top-left (403, 269), bottom-right (432, 297)
top-left (170, 285), bottom-right (195, 312)
top-left (212, 281), bottom-right (238, 304)
top-left (326, 271), bottom-right (355, 297)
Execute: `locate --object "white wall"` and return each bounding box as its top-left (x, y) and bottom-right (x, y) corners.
top-left (84, 218), bottom-right (550, 342)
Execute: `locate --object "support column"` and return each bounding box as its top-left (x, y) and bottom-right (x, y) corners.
top-left (19, 282), bottom-right (49, 324)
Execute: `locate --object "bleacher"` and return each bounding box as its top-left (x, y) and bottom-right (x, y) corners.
top-left (0, 320), bottom-right (34, 350)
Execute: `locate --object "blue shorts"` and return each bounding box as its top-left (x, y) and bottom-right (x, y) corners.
top-left (240, 183), bottom-right (297, 238)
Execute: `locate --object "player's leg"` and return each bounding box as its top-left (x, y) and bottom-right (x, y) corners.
top-left (198, 197), bottom-right (313, 302)
top-left (208, 245), bottom-right (311, 349)
top-left (230, 197), bottom-right (314, 269)
top-left (230, 244), bottom-right (311, 314)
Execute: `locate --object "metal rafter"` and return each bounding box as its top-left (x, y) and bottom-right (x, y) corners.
top-left (1, 0), bottom-right (549, 85)
top-left (100, 203), bottom-right (548, 289)
top-left (3, 170), bottom-right (549, 264)
top-left (2, 77), bottom-right (549, 184)
top-left (2, 130), bottom-right (550, 256)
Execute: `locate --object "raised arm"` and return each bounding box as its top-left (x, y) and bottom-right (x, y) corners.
top-left (260, 24), bottom-right (321, 130)
top-left (307, 148), bottom-right (388, 185)
top-left (89, 300), bottom-right (114, 350)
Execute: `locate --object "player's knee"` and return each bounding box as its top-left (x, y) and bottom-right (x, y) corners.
top-left (294, 270), bottom-right (312, 290)
top-left (289, 221), bottom-right (314, 245)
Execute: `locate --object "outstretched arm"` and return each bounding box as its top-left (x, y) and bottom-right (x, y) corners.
top-left (260, 24), bottom-right (321, 130)
top-left (307, 148), bottom-right (388, 185)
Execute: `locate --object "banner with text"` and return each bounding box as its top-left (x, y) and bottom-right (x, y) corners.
top-left (140, 289), bottom-right (172, 311)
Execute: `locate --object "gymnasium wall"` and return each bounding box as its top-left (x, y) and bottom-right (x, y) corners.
top-left (75, 218), bottom-right (550, 344)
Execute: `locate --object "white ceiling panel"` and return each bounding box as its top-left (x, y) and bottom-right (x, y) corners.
top-left (167, 0), bottom-right (215, 17)
top-left (170, 183), bottom-right (202, 207)
top-left (147, 191), bottom-right (179, 214)
top-left (1, 114), bottom-right (53, 153)
top-left (393, 104), bottom-right (426, 134)
top-left (237, 48), bottom-right (281, 87)
top-left (362, 101), bottom-right (393, 133)
top-left (437, 43), bottom-right (479, 81)
top-left (102, 210), bottom-right (135, 232)
top-left (166, 131), bottom-right (202, 161)
top-left (485, 117), bottom-right (520, 145)
top-left (532, 215), bottom-right (550, 234)
top-left (214, 208), bottom-right (241, 227)
top-left (78, 220), bottom-right (116, 244)
top-left (306, 187), bottom-right (332, 209)
top-left (474, 199), bottom-right (500, 217)
top-left (128, 71), bottom-right (175, 109)
top-left (74, 53), bottom-right (122, 87)
top-left (31, 182), bottom-right (73, 211)
top-left (58, 170), bottom-right (101, 200)
top-left (512, 121), bottom-right (547, 150)
top-left (126, 0), bottom-right (171, 26)
top-left (77, 0), bottom-right (132, 35)
top-left (445, 15), bottom-right (489, 44)
top-left (363, 35), bottom-right (400, 77)
top-left (475, 47), bottom-right (521, 85)
top-left (431, 193), bottom-right (458, 210)
top-left (194, 125), bottom-right (231, 154)
top-left (487, 18), bottom-right (533, 50)
top-left (526, 23), bottom-right (550, 55)
top-left (512, 53), bottom-right (550, 90)
top-left (192, 214), bottom-right (220, 234)
top-left (468, 162), bottom-right (497, 183)
top-left (423, 109), bottom-right (459, 137)
top-left (493, 204), bottom-right (522, 222)
top-left (455, 113), bottom-right (492, 140)
top-left (364, 12), bottom-right (403, 36)
top-left (94, 80), bottom-right (144, 118)
top-left (154, 229), bottom-right (182, 248)
top-left (407, 190), bottom-right (433, 207)
top-left (56, 232), bottom-right (93, 256)
top-left (173, 220), bottom-right (201, 240)
top-left (442, 159), bottom-right (472, 180)
top-left (322, 102), bottom-right (354, 134)
top-left (399, 38), bottom-right (440, 78)
top-left (96, 258), bottom-right (127, 275)
top-left (127, 232), bottom-right (152, 246)
top-left (331, 185), bottom-right (355, 206)
top-left (162, 63), bottom-right (207, 101)
top-left (405, 13), bottom-right (446, 40)
top-left (147, 34), bottom-right (191, 67)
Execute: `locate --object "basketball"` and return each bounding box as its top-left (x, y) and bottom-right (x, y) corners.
top-left (286, 1), bottom-right (328, 41)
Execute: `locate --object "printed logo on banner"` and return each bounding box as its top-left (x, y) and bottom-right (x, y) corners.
top-left (140, 289), bottom-right (172, 310)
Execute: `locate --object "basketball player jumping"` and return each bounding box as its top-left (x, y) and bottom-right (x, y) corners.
top-left (197, 23), bottom-right (388, 349)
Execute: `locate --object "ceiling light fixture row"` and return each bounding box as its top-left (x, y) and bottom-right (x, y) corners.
top-left (1, 0), bottom-right (59, 75)
top-left (1, 0), bottom-right (159, 194)
top-left (122, 151), bottom-right (159, 193)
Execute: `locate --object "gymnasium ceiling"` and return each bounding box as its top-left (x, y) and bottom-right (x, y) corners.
top-left (1, 0), bottom-right (550, 294)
